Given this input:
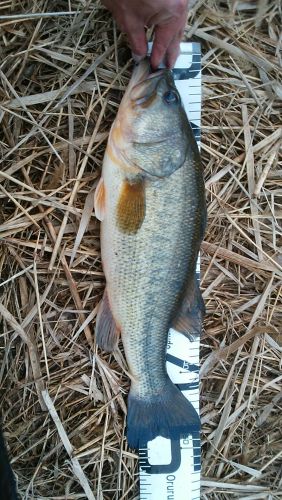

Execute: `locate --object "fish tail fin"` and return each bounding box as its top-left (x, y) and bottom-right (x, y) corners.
top-left (126, 379), bottom-right (200, 449)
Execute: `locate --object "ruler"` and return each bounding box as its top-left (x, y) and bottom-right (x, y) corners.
top-left (139, 42), bottom-right (201, 500)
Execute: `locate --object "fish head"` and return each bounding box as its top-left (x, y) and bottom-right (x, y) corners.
top-left (109, 59), bottom-right (189, 178)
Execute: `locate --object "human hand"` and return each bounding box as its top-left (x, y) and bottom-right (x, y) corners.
top-left (102, 0), bottom-right (188, 69)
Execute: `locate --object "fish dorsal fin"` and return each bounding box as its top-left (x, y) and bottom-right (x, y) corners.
top-left (116, 178), bottom-right (145, 234)
top-left (172, 278), bottom-right (205, 340)
top-left (95, 289), bottom-right (120, 352)
top-left (94, 177), bottom-right (105, 221)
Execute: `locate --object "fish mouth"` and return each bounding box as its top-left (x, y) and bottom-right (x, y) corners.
top-left (130, 58), bottom-right (165, 86)
top-left (129, 59), bottom-right (169, 103)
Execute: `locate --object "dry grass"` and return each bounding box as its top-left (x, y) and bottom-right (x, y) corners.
top-left (0, 0), bottom-right (281, 499)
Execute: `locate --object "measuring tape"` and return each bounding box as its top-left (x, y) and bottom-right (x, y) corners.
top-left (139, 42), bottom-right (201, 500)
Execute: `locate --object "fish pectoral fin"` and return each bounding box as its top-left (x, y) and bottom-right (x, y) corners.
top-left (95, 289), bottom-right (120, 352)
top-left (94, 177), bottom-right (105, 221)
top-left (116, 178), bottom-right (145, 234)
top-left (172, 278), bottom-right (205, 340)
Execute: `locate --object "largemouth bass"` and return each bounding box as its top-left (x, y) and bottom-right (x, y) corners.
top-left (94, 59), bottom-right (206, 449)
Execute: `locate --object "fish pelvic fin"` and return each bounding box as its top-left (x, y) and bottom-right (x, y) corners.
top-left (116, 178), bottom-right (145, 234)
top-left (95, 289), bottom-right (120, 352)
top-left (172, 277), bottom-right (205, 340)
top-left (94, 177), bottom-right (105, 222)
top-left (126, 379), bottom-right (200, 449)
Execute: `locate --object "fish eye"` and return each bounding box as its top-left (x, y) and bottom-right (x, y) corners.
top-left (163, 90), bottom-right (179, 104)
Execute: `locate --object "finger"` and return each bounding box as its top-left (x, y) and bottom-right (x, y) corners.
top-left (106, 7), bottom-right (148, 59)
top-left (125, 23), bottom-right (148, 59)
top-left (150, 24), bottom-right (174, 70)
top-left (166, 39), bottom-right (181, 69)
top-left (166, 28), bottom-right (184, 68)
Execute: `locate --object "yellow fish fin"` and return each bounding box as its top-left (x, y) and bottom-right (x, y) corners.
top-left (95, 289), bottom-right (120, 352)
top-left (116, 179), bottom-right (145, 234)
top-left (94, 177), bottom-right (105, 221)
top-left (172, 278), bottom-right (205, 340)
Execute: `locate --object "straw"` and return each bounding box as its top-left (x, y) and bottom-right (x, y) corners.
top-left (0, 1), bottom-right (281, 498)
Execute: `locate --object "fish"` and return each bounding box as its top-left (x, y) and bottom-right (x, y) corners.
top-left (94, 59), bottom-right (206, 449)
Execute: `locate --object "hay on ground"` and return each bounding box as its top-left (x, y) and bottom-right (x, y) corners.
top-left (0, 1), bottom-right (281, 498)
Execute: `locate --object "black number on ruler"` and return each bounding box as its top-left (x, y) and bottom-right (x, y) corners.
top-left (166, 353), bottom-right (199, 373)
top-left (172, 53), bottom-right (201, 80)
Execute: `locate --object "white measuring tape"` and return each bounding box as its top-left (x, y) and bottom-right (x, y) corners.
top-left (139, 42), bottom-right (201, 500)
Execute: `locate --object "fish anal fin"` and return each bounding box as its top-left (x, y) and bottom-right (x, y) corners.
top-left (95, 290), bottom-right (120, 352)
top-left (116, 178), bottom-right (145, 234)
top-left (94, 177), bottom-right (105, 221)
top-left (172, 279), bottom-right (205, 340)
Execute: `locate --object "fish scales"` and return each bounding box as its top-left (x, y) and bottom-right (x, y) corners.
top-left (95, 59), bottom-right (206, 448)
top-left (102, 154), bottom-right (203, 397)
